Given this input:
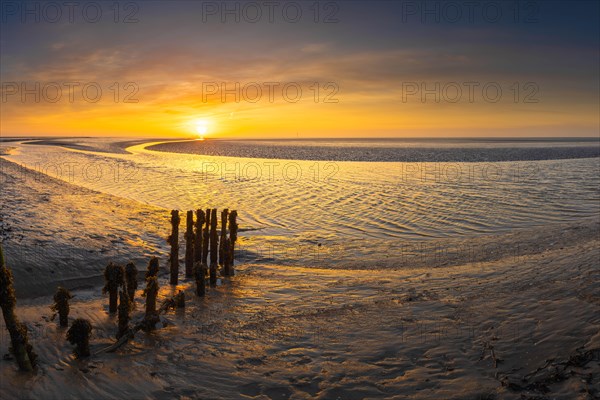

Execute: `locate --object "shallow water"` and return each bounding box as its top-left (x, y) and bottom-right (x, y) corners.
top-left (2, 138), bottom-right (599, 269)
top-left (3, 139), bottom-right (598, 239)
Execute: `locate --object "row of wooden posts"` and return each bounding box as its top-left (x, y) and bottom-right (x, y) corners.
top-left (170, 208), bottom-right (239, 290)
top-left (0, 208), bottom-right (238, 371)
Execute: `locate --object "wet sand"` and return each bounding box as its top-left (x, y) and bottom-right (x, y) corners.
top-left (0, 156), bottom-right (599, 399)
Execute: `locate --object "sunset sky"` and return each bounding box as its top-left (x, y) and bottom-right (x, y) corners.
top-left (1, 0), bottom-right (598, 138)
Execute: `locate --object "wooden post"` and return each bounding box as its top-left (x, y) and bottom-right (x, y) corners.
top-left (51, 287), bottom-right (73, 327)
top-left (117, 290), bottom-right (130, 339)
top-left (66, 318), bottom-right (92, 358)
top-left (125, 262), bottom-right (138, 305)
top-left (146, 256), bottom-right (159, 279)
top-left (228, 210), bottom-right (238, 272)
top-left (202, 208), bottom-right (211, 265)
top-left (209, 208), bottom-right (218, 286)
top-left (185, 210), bottom-right (194, 278)
top-left (103, 263), bottom-right (125, 313)
top-left (194, 209), bottom-right (205, 263)
top-left (143, 276), bottom-right (159, 331)
top-left (223, 237), bottom-right (232, 276)
top-left (169, 210), bottom-right (180, 285)
top-left (0, 246), bottom-right (36, 371)
top-left (219, 209), bottom-right (229, 266)
top-left (193, 262), bottom-right (206, 297)
top-left (175, 290), bottom-right (185, 308)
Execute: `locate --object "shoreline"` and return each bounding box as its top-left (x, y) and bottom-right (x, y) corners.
top-left (146, 139), bottom-right (600, 163)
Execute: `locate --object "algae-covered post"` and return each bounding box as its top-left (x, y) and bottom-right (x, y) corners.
top-left (194, 209), bottom-right (205, 263)
top-left (194, 262), bottom-right (206, 297)
top-left (117, 290), bottom-right (130, 339)
top-left (143, 276), bottom-right (159, 330)
top-left (125, 262), bottom-right (138, 305)
top-left (169, 210), bottom-right (181, 285)
top-left (228, 210), bottom-right (238, 271)
top-left (0, 245), bottom-right (36, 371)
top-left (66, 318), bottom-right (92, 358)
top-left (51, 286), bottom-right (73, 327)
top-left (209, 208), bottom-right (218, 286)
top-left (202, 208), bottom-right (211, 265)
top-left (103, 263), bottom-right (125, 313)
top-left (185, 210), bottom-right (195, 278)
top-left (146, 256), bottom-right (159, 279)
top-left (219, 208), bottom-right (229, 266)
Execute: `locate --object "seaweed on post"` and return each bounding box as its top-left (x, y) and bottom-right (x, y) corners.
top-left (51, 286), bottom-right (73, 327)
top-left (102, 263), bottom-right (125, 313)
top-left (0, 245), bottom-right (36, 371)
top-left (66, 318), bottom-right (92, 358)
top-left (125, 262), bottom-right (138, 305)
top-left (142, 276), bottom-right (159, 331)
top-left (117, 290), bottom-right (130, 339)
top-left (146, 256), bottom-right (159, 279)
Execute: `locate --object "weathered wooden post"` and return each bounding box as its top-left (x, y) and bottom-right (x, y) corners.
top-left (175, 290), bottom-right (185, 308)
top-left (193, 262), bottom-right (206, 297)
top-left (223, 237), bottom-right (232, 276)
top-left (209, 208), bottom-right (218, 286)
top-left (168, 210), bottom-right (180, 285)
top-left (51, 287), bottom-right (73, 327)
top-left (142, 276), bottom-right (159, 330)
top-left (146, 256), bottom-right (159, 279)
top-left (219, 208), bottom-right (229, 266)
top-left (194, 209), bottom-right (205, 263)
top-left (229, 210), bottom-right (238, 272)
top-left (117, 290), bottom-right (130, 339)
top-left (66, 318), bottom-right (92, 358)
top-left (202, 208), bottom-right (211, 265)
top-left (103, 263), bottom-right (125, 313)
top-left (185, 210), bottom-right (195, 278)
top-left (0, 245), bottom-right (36, 371)
top-left (125, 262), bottom-right (138, 304)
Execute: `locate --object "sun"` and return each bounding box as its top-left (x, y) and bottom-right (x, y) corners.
top-left (192, 119), bottom-right (211, 139)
